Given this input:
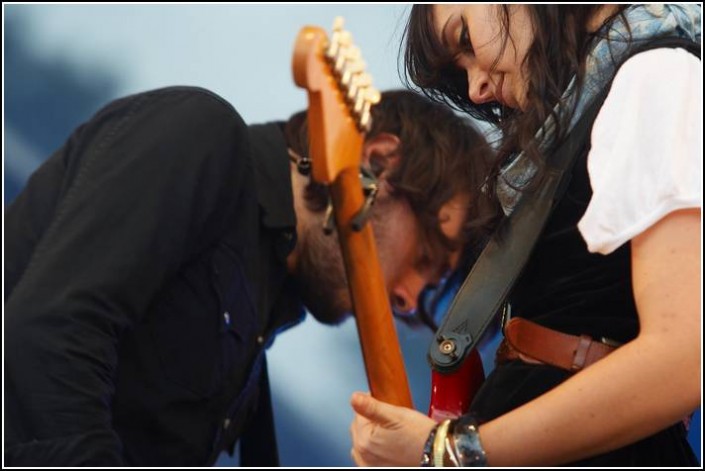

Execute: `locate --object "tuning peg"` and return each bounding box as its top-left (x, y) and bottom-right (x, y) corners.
top-left (327, 17), bottom-right (347, 60)
top-left (340, 64), bottom-right (353, 88)
top-left (345, 67), bottom-right (368, 102)
top-left (351, 72), bottom-right (374, 112)
top-left (326, 31), bottom-right (341, 59)
top-left (357, 72), bottom-right (372, 88)
top-left (360, 86), bottom-right (381, 131)
top-left (346, 70), bottom-right (369, 105)
top-left (353, 86), bottom-right (366, 115)
top-left (346, 73), bottom-right (360, 101)
top-left (352, 73), bottom-right (372, 101)
top-left (333, 31), bottom-right (353, 73)
top-left (366, 86), bottom-right (381, 105)
top-left (338, 29), bottom-right (352, 47)
top-left (345, 45), bottom-right (361, 62)
top-left (334, 53), bottom-right (346, 75)
top-left (359, 103), bottom-right (372, 132)
top-left (342, 46), bottom-right (361, 75)
top-left (341, 57), bottom-right (366, 88)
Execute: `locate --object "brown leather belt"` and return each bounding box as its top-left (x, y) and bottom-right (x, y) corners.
top-left (496, 317), bottom-right (618, 372)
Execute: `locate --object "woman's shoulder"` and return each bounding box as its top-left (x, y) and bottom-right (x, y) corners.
top-left (580, 47), bottom-right (701, 255)
top-left (613, 47), bottom-right (700, 88)
top-left (597, 47), bottom-right (700, 126)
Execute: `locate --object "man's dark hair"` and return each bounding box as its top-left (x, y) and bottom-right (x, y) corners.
top-left (284, 89), bottom-right (500, 266)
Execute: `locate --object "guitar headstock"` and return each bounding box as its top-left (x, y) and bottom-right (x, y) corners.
top-left (292, 17), bottom-right (381, 184)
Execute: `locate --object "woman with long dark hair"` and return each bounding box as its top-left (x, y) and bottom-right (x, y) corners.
top-left (349, 5), bottom-right (701, 466)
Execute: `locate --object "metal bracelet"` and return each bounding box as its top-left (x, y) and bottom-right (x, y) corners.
top-left (420, 423), bottom-right (439, 467)
top-left (449, 414), bottom-right (488, 467)
top-left (433, 419), bottom-right (452, 467)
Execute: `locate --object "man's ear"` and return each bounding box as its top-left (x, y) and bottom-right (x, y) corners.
top-left (362, 132), bottom-right (401, 178)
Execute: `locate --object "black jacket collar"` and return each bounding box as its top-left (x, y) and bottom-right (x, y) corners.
top-left (247, 122), bottom-right (297, 232)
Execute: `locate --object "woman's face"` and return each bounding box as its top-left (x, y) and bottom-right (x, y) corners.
top-left (432, 4), bottom-right (534, 110)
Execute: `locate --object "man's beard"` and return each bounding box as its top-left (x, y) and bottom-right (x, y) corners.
top-left (293, 219), bottom-right (352, 325)
top-left (293, 194), bottom-right (401, 325)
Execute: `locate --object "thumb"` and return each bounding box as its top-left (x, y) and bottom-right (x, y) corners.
top-left (350, 391), bottom-right (401, 428)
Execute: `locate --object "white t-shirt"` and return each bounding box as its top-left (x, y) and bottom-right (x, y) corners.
top-left (578, 48), bottom-right (702, 254)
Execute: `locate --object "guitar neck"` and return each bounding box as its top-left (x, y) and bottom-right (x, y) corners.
top-left (330, 169), bottom-right (413, 408)
top-left (292, 20), bottom-right (412, 409)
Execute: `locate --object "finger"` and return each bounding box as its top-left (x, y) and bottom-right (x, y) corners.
top-left (350, 416), bottom-right (370, 467)
top-left (350, 446), bottom-right (367, 467)
top-left (350, 412), bottom-right (372, 448)
top-left (349, 416), bottom-right (358, 445)
top-left (350, 391), bottom-right (400, 427)
top-left (352, 409), bottom-right (370, 429)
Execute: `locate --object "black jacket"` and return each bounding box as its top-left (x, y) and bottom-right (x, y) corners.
top-left (5, 86), bottom-right (304, 466)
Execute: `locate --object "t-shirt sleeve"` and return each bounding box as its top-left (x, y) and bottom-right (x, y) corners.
top-left (578, 48), bottom-right (702, 255)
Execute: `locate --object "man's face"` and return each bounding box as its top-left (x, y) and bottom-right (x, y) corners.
top-left (295, 186), bottom-right (467, 325)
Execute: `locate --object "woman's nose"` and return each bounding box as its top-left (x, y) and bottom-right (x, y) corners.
top-left (466, 68), bottom-right (494, 104)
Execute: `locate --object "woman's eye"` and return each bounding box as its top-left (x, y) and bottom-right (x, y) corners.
top-left (458, 17), bottom-right (474, 54)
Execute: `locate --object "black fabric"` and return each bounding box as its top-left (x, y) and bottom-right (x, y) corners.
top-left (4, 86), bottom-right (303, 466)
top-left (510, 103), bottom-right (639, 343)
top-left (470, 42), bottom-right (700, 466)
top-left (239, 356), bottom-right (280, 467)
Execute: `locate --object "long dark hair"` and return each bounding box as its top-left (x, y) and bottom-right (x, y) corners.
top-left (403, 5), bottom-right (628, 194)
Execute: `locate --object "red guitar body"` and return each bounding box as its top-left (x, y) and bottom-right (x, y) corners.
top-left (428, 349), bottom-right (485, 421)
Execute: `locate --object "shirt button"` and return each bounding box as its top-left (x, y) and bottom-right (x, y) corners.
top-left (223, 418), bottom-right (231, 429)
top-left (257, 335), bottom-right (265, 345)
top-left (223, 312), bottom-right (231, 325)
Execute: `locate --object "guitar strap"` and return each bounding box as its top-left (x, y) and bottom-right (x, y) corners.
top-left (429, 38), bottom-right (701, 373)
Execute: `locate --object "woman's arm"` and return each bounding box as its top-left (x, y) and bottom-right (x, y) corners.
top-left (350, 207), bottom-right (701, 466)
top-left (477, 207), bottom-right (700, 465)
